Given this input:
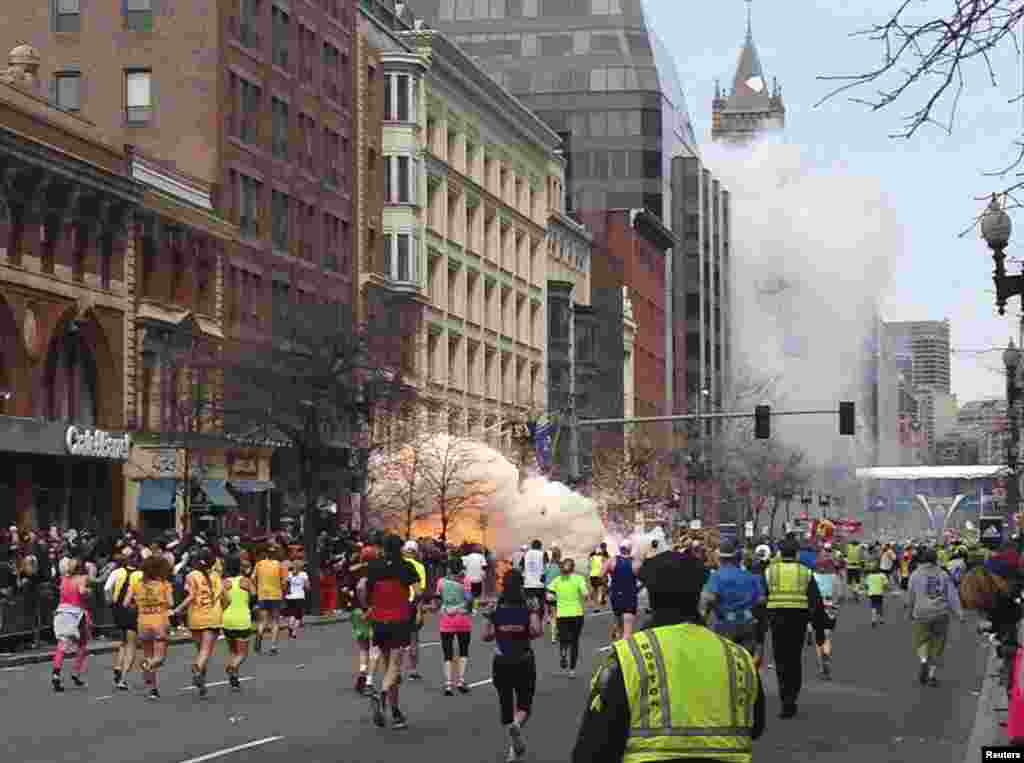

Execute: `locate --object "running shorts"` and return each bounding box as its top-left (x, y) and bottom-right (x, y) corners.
top-left (112, 604), bottom-right (138, 635)
top-left (259, 599), bottom-right (283, 612)
top-left (613, 605), bottom-right (638, 619)
top-left (470, 581), bottom-right (484, 598)
top-left (351, 608), bottom-right (372, 642)
top-left (869, 595), bottom-right (884, 611)
top-left (284, 601), bottom-right (306, 620)
top-left (372, 621), bottom-right (413, 650)
top-left (590, 576), bottom-right (605, 589)
top-left (846, 568), bottom-right (862, 585)
top-left (223, 628), bottom-right (252, 641)
top-left (524, 588), bottom-right (546, 608)
top-left (138, 626), bottom-right (169, 642)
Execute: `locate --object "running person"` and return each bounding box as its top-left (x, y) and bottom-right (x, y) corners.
top-left (284, 560), bottom-right (310, 641)
top-left (700, 539), bottom-right (764, 655)
top-left (588, 544), bottom-right (609, 610)
top-left (125, 554), bottom-right (173, 700)
top-left (846, 541), bottom-right (864, 600)
top-left (604, 543), bottom-right (641, 642)
top-left (865, 563), bottom-right (888, 627)
top-left (812, 555), bottom-right (839, 679)
top-left (107, 549), bottom-right (141, 690)
top-left (349, 545), bottom-right (378, 694)
top-left (401, 541), bottom-right (427, 681)
top-left (434, 558), bottom-right (473, 695)
top-left (521, 540), bottom-right (547, 610)
top-left (51, 555), bottom-right (92, 692)
top-left (462, 545), bottom-right (488, 603)
top-left (361, 534), bottom-right (421, 730)
top-left (174, 549), bottom-right (223, 699)
top-left (482, 569), bottom-right (543, 763)
top-left (253, 545), bottom-right (285, 655)
top-left (542, 547), bottom-right (562, 644)
top-left (547, 558), bottom-right (589, 678)
top-left (220, 555), bottom-right (255, 691)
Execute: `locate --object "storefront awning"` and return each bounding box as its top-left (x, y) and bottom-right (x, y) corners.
top-left (198, 479), bottom-right (238, 511)
top-left (138, 479), bottom-right (177, 512)
top-left (228, 480), bottom-right (276, 494)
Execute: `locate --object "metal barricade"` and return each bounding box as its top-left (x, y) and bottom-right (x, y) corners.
top-left (0, 583), bottom-right (118, 653)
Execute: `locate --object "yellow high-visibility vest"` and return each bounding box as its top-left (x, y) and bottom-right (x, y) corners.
top-left (614, 623), bottom-right (758, 763)
top-left (765, 561), bottom-right (810, 610)
top-left (846, 545), bottom-right (863, 568)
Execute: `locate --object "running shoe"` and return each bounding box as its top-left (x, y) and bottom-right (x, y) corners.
top-left (370, 692), bottom-right (386, 728)
top-left (115, 680), bottom-right (130, 691)
top-left (355, 673), bottom-right (367, 694)
top-left (147, 688), bottom-right (160, 701)
top-left (506, 745), bottom-right (519, 763)
top-left (269, 646), bottom-right (279, 656)
top-left (52, 675), bottom-right (64, 693)
top-left (408, 672), bottom-right (423, 681)
top-left (568, 669), bottom-right (576, 679)
top-left (926, 676), bottom-right (940, 687)
top-left (917, 661), bottom-right (929, 686)
top-left (509, 723), bottom-right (527, 758)
top-left (457, 683), bottom-right (471, 694)
top-left (391, 709), bottom-right (408, 730)
top-left (254, 633), bottom-right (263, 653)
top-left (70, 674), bottom-right (86, 688)
top-left (560, 653), bottom-right (568, 670)
top-left (113, 670), bottom-right (123, 686)
top-left (444, 685), bottom-right (454, 697)
top-left (229, 674), bottom-right (242, 692)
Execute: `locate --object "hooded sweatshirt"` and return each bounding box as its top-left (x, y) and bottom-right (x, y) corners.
top-left (907, 563), bottom-right (963, 622)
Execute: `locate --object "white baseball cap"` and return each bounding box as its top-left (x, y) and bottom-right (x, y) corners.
top-left (403, 540), bottom-right (418, 554)
top-left (755, 544), bottom-right (771, 561)
top-left (824, 542), bottom-right (833, 550)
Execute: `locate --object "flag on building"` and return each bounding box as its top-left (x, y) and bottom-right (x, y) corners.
top-left (533, 422), bottom-right (557, 473)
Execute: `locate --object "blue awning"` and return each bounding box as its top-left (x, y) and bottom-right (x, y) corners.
top-left (200, 479), bottom-right (238, 510)
top-left (137, 479), bottom-right (177, 512)
top-left (228, 480), bottom-right (276, 494)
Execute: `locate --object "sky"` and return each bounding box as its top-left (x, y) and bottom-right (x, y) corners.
top-left (641, 0), bottom-right (1024, 404)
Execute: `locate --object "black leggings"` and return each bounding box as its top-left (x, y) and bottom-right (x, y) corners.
top-left (441, 631), bottom-right (471, 661)
top-left (492, 653), bottom-right (536, 725)
top-left (557, 616), bottom-right (584, 669)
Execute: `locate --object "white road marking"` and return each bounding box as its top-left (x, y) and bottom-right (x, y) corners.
top-left (467, 678), bottom-right (493, 688)
top-left (93, 695), bottom-right (115, 701)
top-left (176, 736), bottom-right (285, 763)
top-left (178, 677), bottom-right (254, 692)
top-left (0, 666), bottom-right (26, 672)
top-left (420, 641), bottom-right (442, 647)
top-left (597, 645), bottom-right (613, 652)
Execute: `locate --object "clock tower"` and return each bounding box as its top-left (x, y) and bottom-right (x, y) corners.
top-left (712, 1), bottom-right (785, 145)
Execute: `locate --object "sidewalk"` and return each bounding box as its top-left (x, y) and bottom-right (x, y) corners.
top-left (964, 645), bottom-right (1008, 761)
top-left (0, 613), bottom-right (350, 669)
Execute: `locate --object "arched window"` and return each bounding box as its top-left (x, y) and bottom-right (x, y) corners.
top-left (43, 327), bottom-right (98, 424)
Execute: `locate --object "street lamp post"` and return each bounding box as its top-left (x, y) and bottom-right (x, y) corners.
top-left (819, 493), bottom-right (831, 520)
top-left (800, 491), bottom-right (813, 522)
top-left (1004, 341), bottom-right (1021, 524)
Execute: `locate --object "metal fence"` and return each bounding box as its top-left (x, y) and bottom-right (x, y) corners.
top-left (0, 583), bottom-right (119, 653)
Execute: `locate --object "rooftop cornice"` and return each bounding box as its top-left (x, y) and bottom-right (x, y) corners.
top-left (398, 30), bottom-right (563, 157)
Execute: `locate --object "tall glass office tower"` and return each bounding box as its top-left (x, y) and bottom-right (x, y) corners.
top-left (402, 0), bottom-right (699, 221)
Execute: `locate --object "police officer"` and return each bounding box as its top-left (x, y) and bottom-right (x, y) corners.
top-left (845, 540), bottom-right (864, 600)
top-left (765, 536), bottom-right (824, 719)
top-left (571, 551), bottom-right (766, 763)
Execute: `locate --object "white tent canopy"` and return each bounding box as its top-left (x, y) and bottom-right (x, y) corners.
top-left (856, 465), bottom-right (1008, 481)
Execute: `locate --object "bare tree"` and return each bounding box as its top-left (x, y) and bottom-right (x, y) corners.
top-left (219, 299), bottom-right (415, 609)
top-left (415, 434), bottom-right (494, 546)
top-left (590, 433), bottom-right (671, 531)
top-left (817, 1), bottom-right (1024, 205)
top-left (368, 430), bottom-right (438, 540)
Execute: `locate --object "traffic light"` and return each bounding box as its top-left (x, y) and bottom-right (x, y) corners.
top-left (754, 405), bottom-right (770, 439)
top-left (839, 401), bottom-right (855, 435)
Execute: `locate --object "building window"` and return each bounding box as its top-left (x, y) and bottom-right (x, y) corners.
top-left (55, 72), bottom-right (81, 112)
top-left (384, 233), bottom-right (417, 282)
top-left (591, 0), bottom-right (621, 13)
top-left (271, 190), bottom-right (289, 251)
top-left (324, 129), bottom-right (341, 187)
top-left (298, 113), bottom-right (316, 171)
top-left (385, 74), bottom-right (416, 122)
top-left (125, 70), bottom-right (152, 123)
top-left (384, 155), bottom-right (418, 204)
top-left (238, 174), bottom-right (262, 237)
top-left (271, 97), bottom-right (288, 158)
top-left (299, 26), bottom-right (315, 83)
top-left (239, 0), bottom-right (261, 48)
top-left (55, 0), bottom-right (80, 33)
top-left (272, 6), bottom-right (290, 70)
top-left (324, 213), bottom-right (340, 271)
top-left (239, 79), bottom-right (261, 143)
top-left (323, 42), bottom-right (342, 103)
top-left (125, 0), bottom-right (153, 31)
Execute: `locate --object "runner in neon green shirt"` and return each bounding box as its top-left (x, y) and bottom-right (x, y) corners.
top-left (546, 559), bottom-right (589, 677)
top-left (865, 565), bottom-right (888, 626)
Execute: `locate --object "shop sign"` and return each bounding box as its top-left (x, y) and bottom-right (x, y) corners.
top-left (65, 426), bottom-right (132, 460)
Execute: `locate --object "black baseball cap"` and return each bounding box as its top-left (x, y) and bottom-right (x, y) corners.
top-left (638, 552), bottom-right (706, 605)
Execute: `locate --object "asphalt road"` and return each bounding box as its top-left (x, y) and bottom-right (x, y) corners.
top-left (0, 593), bottom-right (989, 763)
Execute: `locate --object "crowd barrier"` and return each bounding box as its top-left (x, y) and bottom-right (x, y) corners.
top-left (0, 583), bottom-right (120, 653)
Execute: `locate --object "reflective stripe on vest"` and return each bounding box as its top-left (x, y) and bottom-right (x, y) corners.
top-left (613, 623), bottom-right (757, 763)
top-left (766, 561), bottom-right (810, 610)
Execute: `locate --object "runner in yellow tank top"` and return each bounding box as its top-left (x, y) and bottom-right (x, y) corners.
top-left (172, 549), bottom-right (222, 698)
top-left (253, 545), bottom-right (286, 655)
top-left (219, 554), bottom-right (256, 691)
top-left (123, 554), bottom-right (173, 700)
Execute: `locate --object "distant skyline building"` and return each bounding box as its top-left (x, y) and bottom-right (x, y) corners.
top-left (883, 320), bottom-right (952, 394)
top-left (711, 1), bottom-right (784, 145)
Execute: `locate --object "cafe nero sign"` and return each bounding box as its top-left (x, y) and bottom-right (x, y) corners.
top-left (65, 426), bottom-right (132, 461)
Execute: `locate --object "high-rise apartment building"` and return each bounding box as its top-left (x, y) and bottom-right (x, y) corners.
top-left (883, 320), bottom-right (951, 393)
top-left (711, 9), bottom-right (784, 145)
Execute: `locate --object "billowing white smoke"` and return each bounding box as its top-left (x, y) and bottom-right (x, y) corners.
top-left (703, 138), bottom-right (902, 469)
top-left (371, 434), bottom-right (606, 566)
